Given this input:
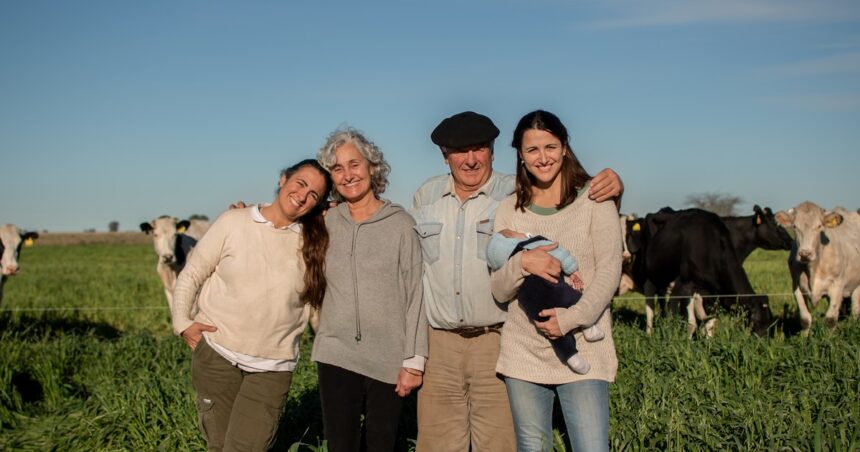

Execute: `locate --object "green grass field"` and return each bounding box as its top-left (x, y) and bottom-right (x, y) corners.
top-left (1, 244), bottom-right (857, 451)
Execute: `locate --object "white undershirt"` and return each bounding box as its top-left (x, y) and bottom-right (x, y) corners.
top-left (207, 204), bottom-right (426, 373)
top-left (205, 204), bottom-right (301, 373)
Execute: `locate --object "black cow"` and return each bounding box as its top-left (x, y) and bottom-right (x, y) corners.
top-left (0, 224), bottom-right (40, 304)
top-left (721, 205), bottom-right (793, 261)
top-left (625, 208), bottom-right (773, 337)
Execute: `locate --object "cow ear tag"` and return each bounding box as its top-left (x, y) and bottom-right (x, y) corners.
top-left (824, 215), bottom-right (842, 228)
top-left (24, 238), bottom-right (35, 247)
top-left (177, 225), bottom-right (187, 234)
top-left (632, 223), bottom-right (641, 232)
top-left (756, 215), bottom-right (762, 225)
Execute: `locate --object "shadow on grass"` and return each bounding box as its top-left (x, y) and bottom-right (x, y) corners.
top-left (271, 386), bottom-right (419, 451)
top-left (0, 311), bottom-right (122, 341)
top-left (612, 305), bottom-right (647, 331)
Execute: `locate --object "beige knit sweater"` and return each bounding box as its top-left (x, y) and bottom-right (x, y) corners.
top-left (491, 191), bottom-right (622, 385)
top-left (171, 208), bottom-right (311, 360)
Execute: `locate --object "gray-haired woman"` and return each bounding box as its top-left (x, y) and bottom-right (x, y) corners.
top-left (312, 127), bottom-right (428, 452)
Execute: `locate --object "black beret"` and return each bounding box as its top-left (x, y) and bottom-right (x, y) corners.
top-left (431, 111), bottom-right (500, 149)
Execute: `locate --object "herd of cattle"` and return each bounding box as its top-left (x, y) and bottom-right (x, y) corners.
top-left (618, 202), bottom-right (860, 337)
top-left (1, 202), bottom-right (858, 338)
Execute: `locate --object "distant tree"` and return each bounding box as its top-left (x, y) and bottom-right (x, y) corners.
top-left (188, 214), bottom-right (209, 221)
top-left (108, 221), bottom-right (119, 232)
top-left (84, 228), bottom-right (96, 233)
top-left (685, 192), bottom-right (744, 216)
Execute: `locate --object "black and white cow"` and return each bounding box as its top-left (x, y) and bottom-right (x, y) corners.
top-left (140, 216), bottom-right (209, 309)
top-left (623, 206), bottom-right (789, 336)
top-left (0, 224), bottom-right (39, 304)
top-left (617, 213), bottom-right (638, 296)
top-left (776, 202), bottom-right (860, 335)
top-left (625, 208), bottom-right (773, 337)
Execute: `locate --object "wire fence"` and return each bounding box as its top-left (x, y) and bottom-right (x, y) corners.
top-left (0, 292), bottom-right (804, 313)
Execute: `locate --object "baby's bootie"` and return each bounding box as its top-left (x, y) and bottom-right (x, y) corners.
top-left (567, 353), bottom-right (591, 374)
top-left (583, 325), bottom-right (605, 342)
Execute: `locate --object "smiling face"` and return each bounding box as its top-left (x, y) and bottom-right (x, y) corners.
top-left (277, 165), bottom-right (328, 223)
top-left (519, 128), bottom-right (565, 189)
top-left (330, 142), bottom-right (375, 204)
top-left (444, 145), bottom-right (493, 200)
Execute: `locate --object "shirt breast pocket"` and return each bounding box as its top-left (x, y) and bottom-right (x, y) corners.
top-left (475, 220), bottom-right (494, 261)
top-left (414, 222), bottom-right (443, 264)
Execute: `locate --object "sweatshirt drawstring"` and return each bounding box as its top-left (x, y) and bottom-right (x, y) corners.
top-left (351, 224), bottom-right (362, 341)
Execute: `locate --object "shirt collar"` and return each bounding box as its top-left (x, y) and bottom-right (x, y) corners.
top-left (251, 203), bottom-right (302, 233)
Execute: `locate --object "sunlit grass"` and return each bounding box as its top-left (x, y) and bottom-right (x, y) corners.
top-left (0, 244), bottom-right (857, 450)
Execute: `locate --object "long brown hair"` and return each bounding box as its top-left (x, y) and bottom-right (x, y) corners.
top-left (280, 159), bottom-right (332, 309)
top-left (511, 110), bottom-right (591, 212)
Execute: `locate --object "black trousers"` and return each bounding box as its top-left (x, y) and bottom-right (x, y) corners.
top-left (317, 362), bottom-right (403, 452)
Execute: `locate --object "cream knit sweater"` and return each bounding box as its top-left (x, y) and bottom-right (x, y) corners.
top-left (491, 192), bottom-right (622, 385)
top-left (171, 207), bottom-right (311, 361)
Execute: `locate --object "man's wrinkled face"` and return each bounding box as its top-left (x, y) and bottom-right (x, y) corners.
top-left (444, 144), bottom-right (493, 199)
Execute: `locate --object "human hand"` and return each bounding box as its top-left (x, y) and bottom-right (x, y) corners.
top-left (181, 322), bottom-right (218, 350)
top-left (499, 229), bottom-right (528, 239)
top-left (535, 309), bottom-right (563, 339)
top-left (567, 271), bottom-right (584, 291)
top-left (589, 168), bottom-right (624, 203)
top-left (395, 368), bottom-right (423, 397)
top-left (521, 243), bottom-right (561, 283)
top-left (229, 201), bottom-right (248, 210)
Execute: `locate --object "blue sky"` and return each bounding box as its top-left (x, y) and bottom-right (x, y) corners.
top-left (2, 0), bottom-right (859, 232)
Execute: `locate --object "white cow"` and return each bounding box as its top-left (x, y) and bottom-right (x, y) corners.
top-left (140, 216), bottom-right (209, 309)
top-left (776, 202), bottom-right (860, 335)
top-left (0, 224), bottom-right (39, 304)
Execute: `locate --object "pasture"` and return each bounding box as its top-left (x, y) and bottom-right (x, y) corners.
top-left (0, 238), bottom-right (858, 450)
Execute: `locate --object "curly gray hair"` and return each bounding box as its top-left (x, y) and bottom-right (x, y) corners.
top-left (316, 127), bottom-right (391, 201)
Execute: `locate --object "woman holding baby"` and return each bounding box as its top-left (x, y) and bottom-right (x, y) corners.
top-left (490, 110), bottom-right (622, 452)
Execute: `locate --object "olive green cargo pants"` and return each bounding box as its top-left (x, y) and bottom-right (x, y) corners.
top-left (191, 339), bottom-right (293, 452)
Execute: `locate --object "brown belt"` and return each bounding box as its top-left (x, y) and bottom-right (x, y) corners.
top-left (441, 323), bottom-right (504, 339)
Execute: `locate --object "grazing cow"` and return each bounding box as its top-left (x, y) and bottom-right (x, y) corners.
top-left (721, 205), bottom-right (794, 261)
top-left (775, 202), bottom-right (860, 335)
top-left (622, 206), bottom-right (789, 336)
top-left (0, 224), bottom-right (39, 304)
top-left (625, 208), bottom-right (772, 337)
top-left (140, 217), bottom-right (209, 309)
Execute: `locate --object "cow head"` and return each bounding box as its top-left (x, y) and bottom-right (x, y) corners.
top-left (0, 224), bottom-right (39, 277)
top-left (751, 205), bottom-right (793, 251)
top-left (619, 213), bottom-right (637, 261)
top-left (625, 217), bottom-right (647, 257)
top-left (140, 216), bottom-right (191, 266)
top-left (747, 294), bottom-right (773, 337)
top-left (775, 201), bottom-right (840, 264)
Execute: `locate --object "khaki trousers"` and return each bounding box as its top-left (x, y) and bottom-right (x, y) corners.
top-left (416, 328), bottom-right (516, 452)
top-left (191, 339), bottom-right (293, 452)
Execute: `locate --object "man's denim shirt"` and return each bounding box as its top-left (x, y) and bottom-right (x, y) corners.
top-left (411, 172), bottom-right (515, 329)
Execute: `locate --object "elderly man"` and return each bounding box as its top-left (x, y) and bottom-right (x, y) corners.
top-left (411, 111), bottom-right (622, 451)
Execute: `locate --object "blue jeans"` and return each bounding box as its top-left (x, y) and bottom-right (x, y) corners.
top-left (505, 377), bottom-right (609, 452)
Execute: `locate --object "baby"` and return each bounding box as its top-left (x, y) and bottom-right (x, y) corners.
top-left (487, 230), bottom-right (604, 374)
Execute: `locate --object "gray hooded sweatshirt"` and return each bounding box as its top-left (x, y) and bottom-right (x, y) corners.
top-left (311, 200), bottom-right (428, 384)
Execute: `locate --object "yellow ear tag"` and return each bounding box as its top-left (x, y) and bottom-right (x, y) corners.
top-left (824, 216), bottom-right (842, 228)
top-left (177, 226), bottom-right (187, 234)
top-left (24, 238), bottom-right (34, 247)
top-left (756, 215), bottom-right (762, 225)
top-left (632, 223), bottom-right (641, 232)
